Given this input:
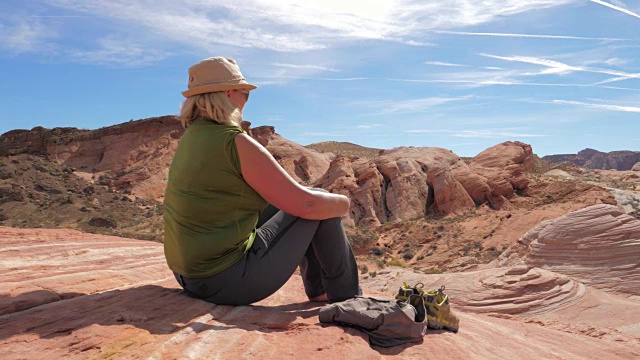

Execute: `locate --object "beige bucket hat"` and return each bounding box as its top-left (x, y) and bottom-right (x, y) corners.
top-left (182, 57), bottom-right (257, 98)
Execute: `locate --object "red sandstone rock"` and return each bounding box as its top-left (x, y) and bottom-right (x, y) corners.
top-left (471, 141), bottom-right (534, 172)
top-left (362, 266), bottom-right (640, 337)
top-left (316, 145), bottom-right (532, 226)
top-left (495, 204), bottom-right (640, 299)
top-left (467, 141), bottom-right (533, 210)
top-left (543, 148), bottom-right (640, 171)
top-left (2, 227), bottom-right (640, 359)
top-left (0, 119), bottom-right (537, 225)
top-left (250, 125), bottom-right (332, 184)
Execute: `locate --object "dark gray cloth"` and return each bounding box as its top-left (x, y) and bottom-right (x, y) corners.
top-left (173, 202), bottom-right (360, 305)
top-left (319, 296), bottom-right (427, 348)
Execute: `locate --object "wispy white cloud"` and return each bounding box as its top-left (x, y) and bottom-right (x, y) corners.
top-left (592, 75), bottom-right (640, 85)
top-left (0, 18), bottom-right (56, 54)
top-left (398, 39), bottom-right (437, 46)
top-left (356, 124), bottom-right (383, 129)
top-left (27, 15), bottom-right (91, 18)
top-left (406, 129), bottom-right (547, 138)
top-left (424, 61), bottom-right (465, 67)
top-left (69, 36), bottom-right (170, 66)
top-left (601, 57), bottom-right (629, 67)
top-left (41, 0), bottom-right (580, 56)
top-left (391, 0), bottom-right (577, 32)
top-left (427, 29), bottom-right (625, 41)
top-left (480, 53), bottom-right (640, 84)
top-left (585, 97), bottom-right (640, 104)
top-left (363, 96), bottom-right (474, 115)
top-left (480, 53), bottom-right (583, 75)
top-left (254, 80), bottom-right (285, 86)
top-left (254, 74), bottom-right (640, 91)
top-left (552, 99), bottom-right (640, 112)
top-left (272, 63), bottom-right (339, 72)
top-left (590, 0), bottom-right (640, 19)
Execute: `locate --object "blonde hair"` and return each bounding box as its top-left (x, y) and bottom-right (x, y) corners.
top-left (178, 91), bottom-right (242, 128)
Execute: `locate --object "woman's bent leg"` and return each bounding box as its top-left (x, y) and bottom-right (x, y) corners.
top-left (179, 209), bottom-right (359, 305)
top-left (307, 217), bottom-right (360, 303)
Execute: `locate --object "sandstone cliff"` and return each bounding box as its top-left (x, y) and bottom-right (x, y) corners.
top-left (0, 116), bottom-right (183, 200)
top-left (543, 148), bottom-right (640, 171)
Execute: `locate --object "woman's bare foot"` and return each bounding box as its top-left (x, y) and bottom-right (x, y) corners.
top-left (308, 293), bottom-right (329, 302)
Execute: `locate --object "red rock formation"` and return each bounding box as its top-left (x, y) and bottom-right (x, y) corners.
top-left (0, 116), bottom-right (183, 200)
top-left (3, 227), bottom-right (640, 359)
top-left (250, 125), bottom-right (332, 184)
top-left (543, 148), bottom-right (640, 171)
top-left (362, 266), bottom-right (640, 335)
top-left (466, 141), bottom-right (532, 210)
top-left (1, 118), bottom-right (535, 225)
top-left (496, 204), bottom-right (640, 298)
top-left (316, 143), bottom-right (532, 226)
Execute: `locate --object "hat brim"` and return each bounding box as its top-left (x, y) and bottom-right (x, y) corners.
top-left (182, 83), bottom-right (257, 98)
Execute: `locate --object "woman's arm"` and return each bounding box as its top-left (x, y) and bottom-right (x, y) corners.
top-left (234, 133), bottom-right (350, 220)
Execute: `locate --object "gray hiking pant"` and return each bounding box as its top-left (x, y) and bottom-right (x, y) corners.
top-left (173, 201), bottom-right (360, 305)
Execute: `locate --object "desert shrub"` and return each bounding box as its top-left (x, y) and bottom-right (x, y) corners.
top-left (387, 257), bottom-right (408, 268)
top-left (423, 268), bottom-right (444, 274)
top-left (360, 264), bottom-right (369, 274)
top-left (486, 246), bottom-right (502, 258)
top-left (347, 226), bottom-right (378, 244)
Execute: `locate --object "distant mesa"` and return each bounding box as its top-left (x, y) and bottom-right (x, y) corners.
top-left (543, 148), bottom-right (640, 171)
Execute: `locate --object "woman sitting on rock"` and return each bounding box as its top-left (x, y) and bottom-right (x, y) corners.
top-left (163, 57), bottom-right (360, 305)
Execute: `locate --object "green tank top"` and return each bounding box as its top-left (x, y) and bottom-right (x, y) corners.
top-left (163, 117), bottom-right (268, 278)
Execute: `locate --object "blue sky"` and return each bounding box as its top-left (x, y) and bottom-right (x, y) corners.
top-left (1, 0), bottom-right (639, 157)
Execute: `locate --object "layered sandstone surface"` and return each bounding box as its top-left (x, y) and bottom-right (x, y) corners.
top-left (2, 227), bottom-right (640, 359)
top-left (495, 204), bottom-right (640, 299)
top-left (362, 266), bottom-right (640, 337)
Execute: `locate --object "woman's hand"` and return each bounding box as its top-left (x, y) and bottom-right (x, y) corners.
top-left (235, 133), bottom-right (350, 220)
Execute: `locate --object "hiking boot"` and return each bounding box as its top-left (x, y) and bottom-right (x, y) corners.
top-left (396, 283), bottom-right (459, 333)
top-left (423, 286), bottom-right (459, 333)
top-left (395, 282), bottom-right (425, 301)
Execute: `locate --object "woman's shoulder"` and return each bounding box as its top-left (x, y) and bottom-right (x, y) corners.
top-left (189, 118), bottom-right (244, 134)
